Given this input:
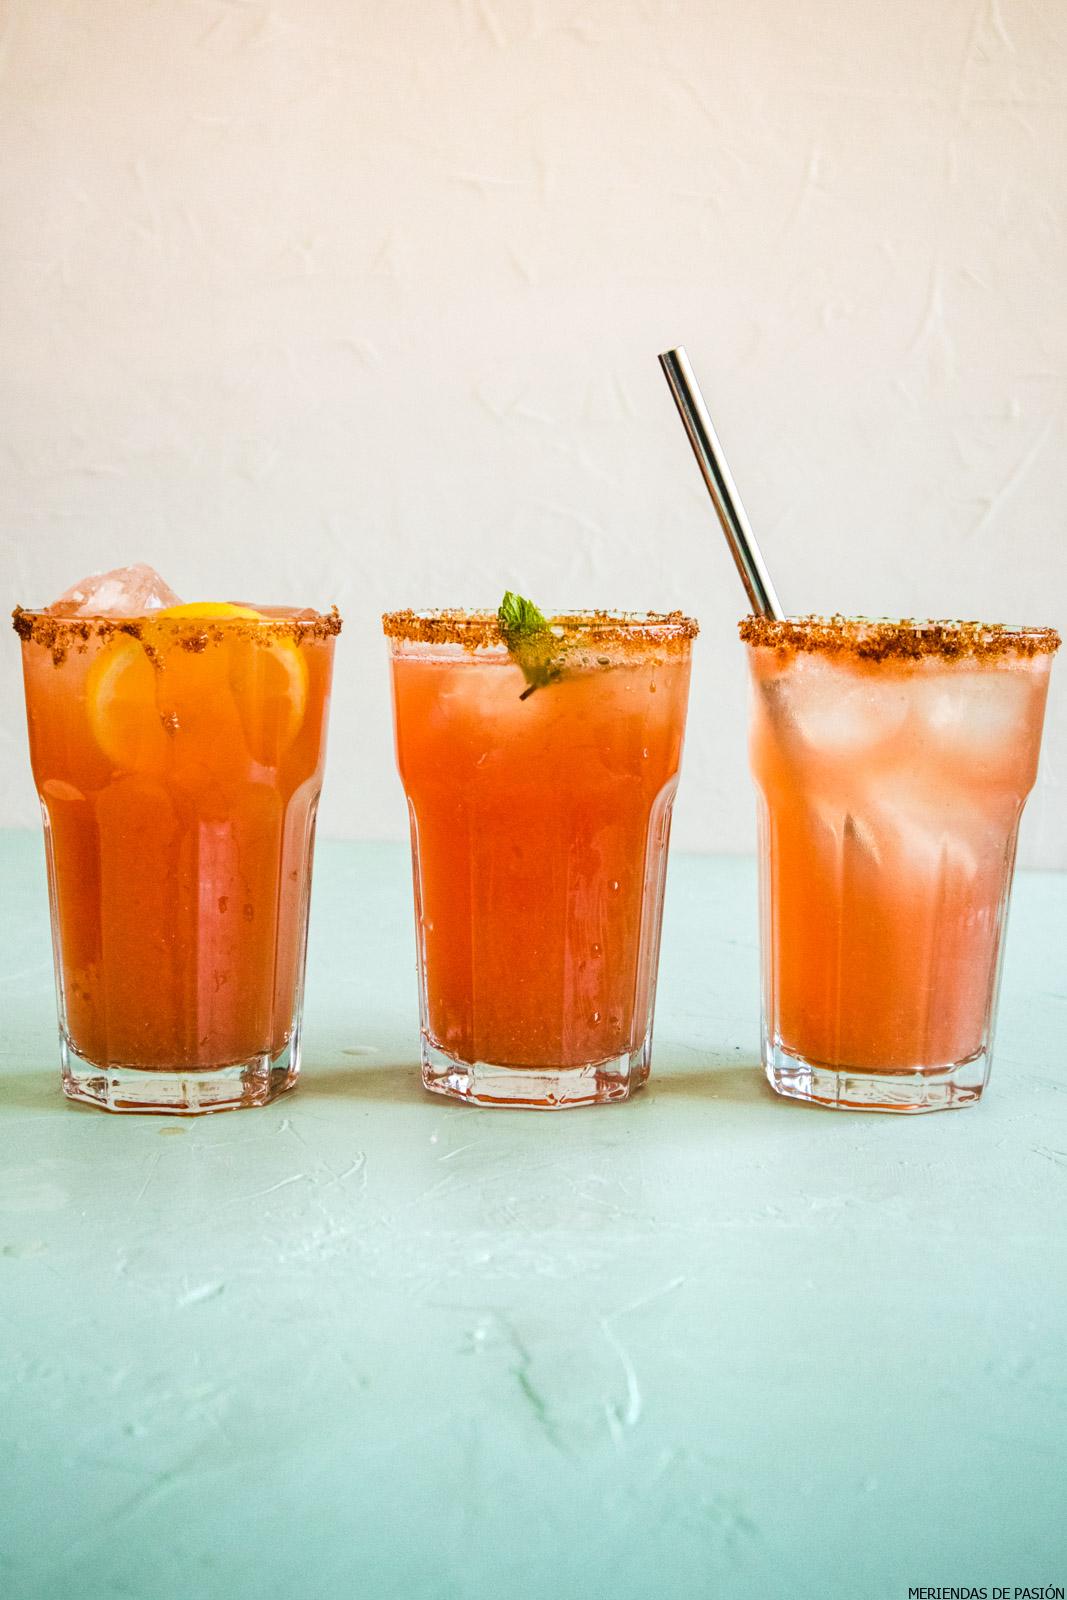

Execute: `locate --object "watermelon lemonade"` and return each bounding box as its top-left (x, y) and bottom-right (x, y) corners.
top-left (15, 565), bottom-right (340, 1114)
top-left (385, 602), bottom-right (696, 1107)
top-left (743, 616), bottom-right (1058, 1112)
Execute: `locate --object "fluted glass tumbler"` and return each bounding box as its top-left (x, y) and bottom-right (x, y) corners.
top-left (384, 610), bottom-right (697, 1108)
top-left (743, 617), bottom-right (1059, 1113)
top-left (15, 604), bottom-right (340, 1113)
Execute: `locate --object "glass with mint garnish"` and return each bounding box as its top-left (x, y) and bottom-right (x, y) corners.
top-left (382, 597), bottom-right (698, 1107)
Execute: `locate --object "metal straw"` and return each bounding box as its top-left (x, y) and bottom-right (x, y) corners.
top-left (658, 346), bottom-right (784, 620)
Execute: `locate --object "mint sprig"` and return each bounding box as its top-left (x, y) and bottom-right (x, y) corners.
top-left (497, 590), bottom-right (564, 700)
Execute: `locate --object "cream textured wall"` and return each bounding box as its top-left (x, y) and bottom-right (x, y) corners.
top-left (2, 0), bottom-right (1065, 863)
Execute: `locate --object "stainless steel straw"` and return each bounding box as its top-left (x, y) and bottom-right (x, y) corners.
top-left (658, 346), bottom-right (784, 621)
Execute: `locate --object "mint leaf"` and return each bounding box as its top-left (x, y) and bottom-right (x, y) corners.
top-left (497, 590), bottom-right (563, 699)
top-left (498, 591), bottom-right (548, 637)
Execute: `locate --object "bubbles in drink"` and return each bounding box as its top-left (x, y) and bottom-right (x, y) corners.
top-left (49, 564), bottom-right (182, 617)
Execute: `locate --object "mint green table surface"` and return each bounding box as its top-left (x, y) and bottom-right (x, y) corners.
top-left (1, 827), bottom-right (1064, 1600)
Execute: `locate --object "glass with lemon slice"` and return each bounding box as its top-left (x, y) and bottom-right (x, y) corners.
top-left (14, 588), bottom-right (341, 1113)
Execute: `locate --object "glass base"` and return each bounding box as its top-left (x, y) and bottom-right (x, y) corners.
top-left (60, 1032), bottom-right (300, 1115)
top-left (421, 1035), bottom-right (651, 1109)
top-left (765, 1039), bottom-right (989, 1113)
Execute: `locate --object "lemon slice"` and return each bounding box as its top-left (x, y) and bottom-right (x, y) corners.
top-left (86, 637), bottom-right (168, 772)
top-left (87, 603), bottom-right (309, 771)
top-left (154, 601), bottom-right (310, 759)
top-left (151, 602), bottom-right (261, 623)
top-left (141, 603), bottom-right (263, 669)
top-left (229, 635), bottom-right (309, 761)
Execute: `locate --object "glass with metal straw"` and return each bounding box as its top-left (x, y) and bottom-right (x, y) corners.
top-left (658, 344), bottom-right (1059, 1113)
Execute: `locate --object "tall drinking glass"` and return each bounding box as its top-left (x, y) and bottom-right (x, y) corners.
top-left (384, 610), bottom-right (697, 1107)
top-left (14, 603), bottom-right (340, 1113)
top-left (742, 617), bottom-right (1059, 1112)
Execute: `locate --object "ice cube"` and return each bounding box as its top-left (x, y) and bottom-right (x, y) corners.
top-left (767, 655), bottom-right (908, 754)
top-left (911, 667), bottom-right (1034, 757)
top-left (48, 564), bottom-right (182, 617)
top-left (857, 771), bottom-right (986, 879)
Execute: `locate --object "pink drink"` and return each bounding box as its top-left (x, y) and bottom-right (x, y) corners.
top-left (743, 617), bottom-right (1059, 1112)
top-left (15, 579), bottom-right (339, 1114)
top-left (385, 609), bottom-right (696, 1107)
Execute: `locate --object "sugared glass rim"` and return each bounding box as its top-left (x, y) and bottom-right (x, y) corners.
top-left (12, 604), bottom-right (342, 664)
top-left (382, 608), bottom-right (699, 650)
top-left (739, 614), bottom-right (1060, 661)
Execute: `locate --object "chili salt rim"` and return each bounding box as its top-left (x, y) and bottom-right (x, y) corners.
top-left (382, 608), bottom-right (699, 651)
top-left (13, 604), bottom-right (342, 666)
top-left (738, 614), bottom-right (1060, 662)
